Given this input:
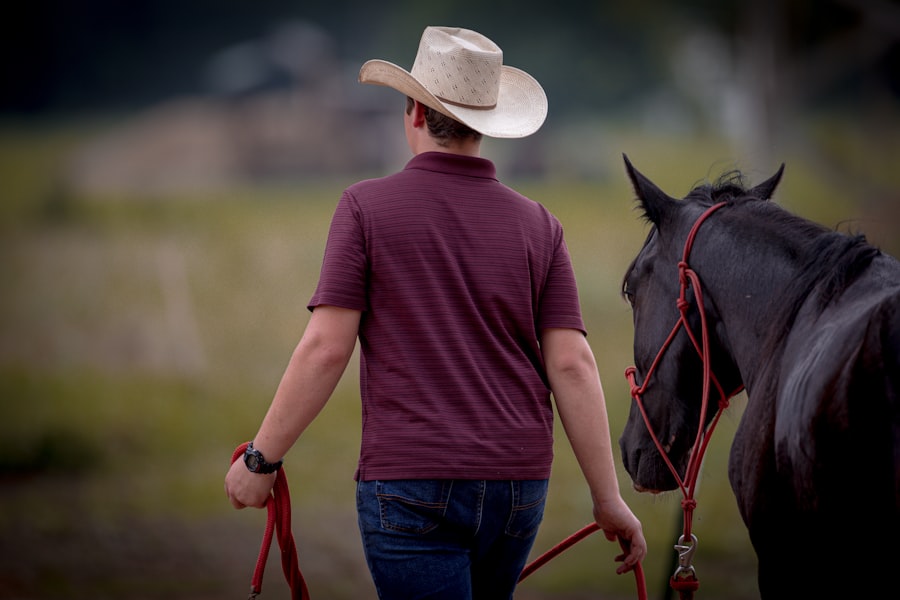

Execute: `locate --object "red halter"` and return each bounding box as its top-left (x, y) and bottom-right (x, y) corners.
top-left (624, 201), bottom-right (744, 597)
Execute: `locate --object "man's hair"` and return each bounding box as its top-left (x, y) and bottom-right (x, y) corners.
top-left (406, 97), bottom-right (483, 145)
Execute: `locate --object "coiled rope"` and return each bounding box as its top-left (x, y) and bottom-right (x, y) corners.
top-left (231, 442), bottom-right (308, 600)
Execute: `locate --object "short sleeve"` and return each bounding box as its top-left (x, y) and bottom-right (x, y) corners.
top-left (307, 190), bottom-right (369, 312)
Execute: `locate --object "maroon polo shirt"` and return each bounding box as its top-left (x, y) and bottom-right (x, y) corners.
top-left (308, 151), bottom-right (585, 481)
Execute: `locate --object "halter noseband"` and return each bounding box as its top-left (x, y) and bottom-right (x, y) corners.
top-left (624, 201), bottom-right (745, 597)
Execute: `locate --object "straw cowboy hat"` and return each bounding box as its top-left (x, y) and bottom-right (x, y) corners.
top-left (358, 26), bottom-right (548, 138)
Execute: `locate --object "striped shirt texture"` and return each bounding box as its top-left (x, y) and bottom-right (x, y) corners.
top-left (308, 151), bottom-right (585, 481)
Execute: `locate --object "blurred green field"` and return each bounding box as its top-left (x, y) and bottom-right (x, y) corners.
top-left (1, 120), bottom-right (896, 599)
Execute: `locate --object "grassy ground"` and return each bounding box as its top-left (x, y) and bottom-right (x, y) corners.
top-left (1, 118), bottom-right (896, 599)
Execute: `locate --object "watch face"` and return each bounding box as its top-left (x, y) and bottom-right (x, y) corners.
top-left (245, 453), bottom-right (260, 471)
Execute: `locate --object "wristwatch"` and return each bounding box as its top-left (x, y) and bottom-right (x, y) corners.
top-left (243, 442), bottom-right (283, 474)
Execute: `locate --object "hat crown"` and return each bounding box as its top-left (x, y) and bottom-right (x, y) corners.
top-left (410, 27), bottom-right (501, 109)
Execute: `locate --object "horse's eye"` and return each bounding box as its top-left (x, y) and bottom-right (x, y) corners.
top-left (623, 286), bottom-right (635, 307)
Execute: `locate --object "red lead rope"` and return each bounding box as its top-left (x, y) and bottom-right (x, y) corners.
top-left (232, 442), bottom-right (646, 599)
top-left (519, 522), bottom-right (648, 600)
top-left (231, 442), bottom-right (308, 600)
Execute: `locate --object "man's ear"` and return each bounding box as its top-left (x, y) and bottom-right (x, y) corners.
top-left (411, 100), bottom-right (427, 128)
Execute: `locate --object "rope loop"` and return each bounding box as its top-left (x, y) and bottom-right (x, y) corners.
top-left (231, 443), bottom-right (309, 600)
top-left (624, 366), bottom-right (637, 378)
top-left (624, 367), bottom-right (642, 397)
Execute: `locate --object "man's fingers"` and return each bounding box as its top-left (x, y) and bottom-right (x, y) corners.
top-left (225, 483), bottom-right (247, 510)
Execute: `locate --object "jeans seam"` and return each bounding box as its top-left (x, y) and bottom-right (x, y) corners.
top-left (473, 480), bottom-right (486, 536)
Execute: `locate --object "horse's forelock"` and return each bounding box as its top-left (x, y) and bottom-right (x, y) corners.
top-left (685, 170), bottom-right (757, 206)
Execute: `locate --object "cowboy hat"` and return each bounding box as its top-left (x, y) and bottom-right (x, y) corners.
top-left (358, 26), bottom-right (548, 139)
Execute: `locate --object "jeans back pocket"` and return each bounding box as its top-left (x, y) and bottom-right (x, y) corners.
top-left (375, 479), bottom-right (452, 534)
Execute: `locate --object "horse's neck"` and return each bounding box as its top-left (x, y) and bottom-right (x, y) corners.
top-left (693, 242), bottom-right (802, 395)
top-left (703, 234), bottom-right (898, 394)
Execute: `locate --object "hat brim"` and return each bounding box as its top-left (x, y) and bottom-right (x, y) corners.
top-left (359, 59), bottom-right (547, 139)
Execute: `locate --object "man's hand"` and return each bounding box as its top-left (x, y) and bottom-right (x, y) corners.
top-left (594, 498), bottom-right (647, 575)
top-left (225, 457), bottom-right (277, 509)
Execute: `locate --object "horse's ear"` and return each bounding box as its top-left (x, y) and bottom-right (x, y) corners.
top-left (750, 163), bottom-right (785, 201)
top-left (623, 154), bottom-right (676, 225)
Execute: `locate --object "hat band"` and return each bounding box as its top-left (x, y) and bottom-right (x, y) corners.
top-left (435, 94), bottom-right (497, 111)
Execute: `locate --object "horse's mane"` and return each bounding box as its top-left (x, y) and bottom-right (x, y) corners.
top-left (688, 172), bottom-right (882, 356)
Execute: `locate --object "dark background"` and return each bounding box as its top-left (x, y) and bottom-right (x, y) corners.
top-left (3, 0), bottom-right (897, 117)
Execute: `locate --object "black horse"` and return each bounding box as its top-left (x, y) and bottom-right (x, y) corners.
top-left (618, 155), bottom-right (900, 598)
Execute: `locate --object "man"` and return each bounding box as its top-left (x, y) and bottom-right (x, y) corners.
top-left (225, 26), bottom-right (646, 599)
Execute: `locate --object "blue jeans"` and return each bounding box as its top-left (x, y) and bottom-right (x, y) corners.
top-left (357, 479), bottom-right (549, 600)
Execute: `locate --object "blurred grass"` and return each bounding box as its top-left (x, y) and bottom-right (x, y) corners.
top-left (0, 117), bottom-right (896, 599)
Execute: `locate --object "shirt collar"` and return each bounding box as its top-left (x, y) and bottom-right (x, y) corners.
top-left (404, 151), bottom-right (497, 181)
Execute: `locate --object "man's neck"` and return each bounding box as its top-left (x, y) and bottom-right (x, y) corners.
top-left (414, 136), bottom-right (481, 158)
